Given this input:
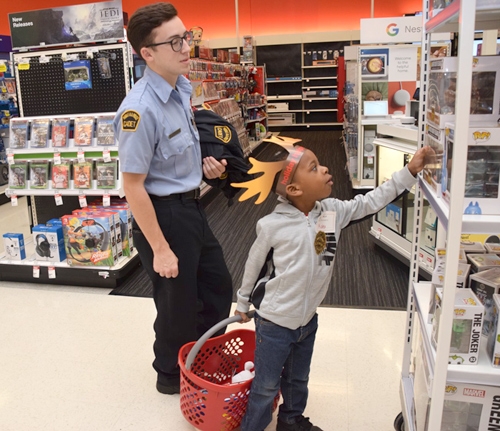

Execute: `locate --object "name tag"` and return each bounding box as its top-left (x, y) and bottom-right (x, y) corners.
top-left (316, 211), bottom-right (336, 233)
top-left (168, 128), bottom-right (181, 139)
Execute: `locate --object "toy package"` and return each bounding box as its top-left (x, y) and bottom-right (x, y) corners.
top-left (486, 294), bottom-right (500, 367)
top-left (73, 116), bottom-right (94, 147)
top-left (73, 162), bottom-right (93, 189)
top-left (32, 223), bottom-right (66, 262)
top-left (30, 118), bottom-right (50, 148)
top-left (485, 243), bottom-right (500, 256)
top-left (62, 213), bottom-right (116, 267)
top-left (8, 163), bottom-right (27, 189)
top-left (467, 253), bottom-right (500, 273)
top-left (51, 163), bottom-right (70, 189)
top-left (51, 118), bottom-right (70, 148)
top-left (96, 115), bottom-right (115, 146)
top-left (64, 60), bottom-right (93, 91)
top-left (96, 161), bottom-right (117, 189)
top-left (30, 162), bottom-right (49, 189)
top-left (469, 268), bottom-right (500, 337)
top-left (9, 119), bottom-right (28, 149)
top-left (2, 233), bottom-right (26, 260)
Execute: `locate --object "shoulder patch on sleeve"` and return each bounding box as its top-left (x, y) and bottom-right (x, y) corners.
top-left (121, 110), bottom-right (141, 132)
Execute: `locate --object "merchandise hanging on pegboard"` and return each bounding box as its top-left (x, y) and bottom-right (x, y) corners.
top-left (13, 43), bottom-right (130, 117)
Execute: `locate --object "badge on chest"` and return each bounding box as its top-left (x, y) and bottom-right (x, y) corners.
top-left (314, 211), bottom-right (337, 265)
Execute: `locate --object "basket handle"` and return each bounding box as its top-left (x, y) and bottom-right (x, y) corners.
top-left (185, 310), bottom-right (255, 371)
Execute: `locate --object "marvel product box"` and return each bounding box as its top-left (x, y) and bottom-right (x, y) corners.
top-left (9, 118), bottom-right (28, 149)
top-left (32, 223), bottom-right (66, 262)
top-left (467, 253), bottom-right (500, 273)
top-left (2, 233), bottom-right (26, 260)
top-left (73, 116), bottom-right (94, 147)
top-left (51, 163), bottom-right (70, 189)
top-left (62, 213), bottom-right (116, 267)
top-left (486, 294), bottom-right (500, 367)
top-left (30, 162), bottom-right (49, 189)
top-left (30, 118), bottom-right (50, 148)
top-left (9, 162), bottom-right (27, 189)
top-left (432, 288), bottom-right (484, 365)
top-left (96, 115), bottom-right (115, 146)
top-left (469, 268), bottom-right (500, 337)
top-left (427, 56), bottom-right (500, 128)
top-left (442, 123), bottom-right (500, 215)
top-left (51, 118), bottom-right (70, 148)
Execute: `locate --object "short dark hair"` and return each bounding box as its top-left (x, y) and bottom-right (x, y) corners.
top-left (127, 2), bottom-right (178, 60)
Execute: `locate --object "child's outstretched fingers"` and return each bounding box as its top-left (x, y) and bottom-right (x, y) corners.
top-left (408, 146), bottom-right (435, 176)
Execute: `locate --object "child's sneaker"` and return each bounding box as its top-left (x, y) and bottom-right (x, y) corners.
top-left (276, 415), bottom-right (323, 431)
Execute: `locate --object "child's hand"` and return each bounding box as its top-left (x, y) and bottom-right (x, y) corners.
top-left (235, 310), bottom-right (251, 323)
top-left (407, 146), bottom-right (435, 177)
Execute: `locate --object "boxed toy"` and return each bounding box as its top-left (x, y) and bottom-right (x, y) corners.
top-left (427, 56), bottom-right (500, 128)
top-left (422, 123), bottom-right (446, 191)
top-left (62, 213), bottom-right (116, 267)
top-left (486, 293), bottom-right (500, 367)
top-left (32, 223), bottom-right (66, 262)
top-left (460, 240), bottom-right (486, 254)
top-left (467, 253), bottom-right (500, 273)
top-left (442, 123), bottom-right (500, 215)
top-left (432, 261), bottom-right (471, 288)
top-left (2, 233), bottom-right (26, 260)
top-left (485, 243), bottom-right (500, 256)
top-left (431, 288), bottom-right (484, 365)
top-left (469, 268), bottom-right (500, 337)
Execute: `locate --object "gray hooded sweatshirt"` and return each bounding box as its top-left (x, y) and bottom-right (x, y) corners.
top-left (236, 166), bottom-right (417, 330)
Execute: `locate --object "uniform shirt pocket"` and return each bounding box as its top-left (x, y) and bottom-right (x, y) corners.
top-left (158, 132), bottom-right (196, 179)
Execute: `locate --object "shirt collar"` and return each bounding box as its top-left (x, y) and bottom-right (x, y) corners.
top-left (143, 66), bottom-right (192, 104)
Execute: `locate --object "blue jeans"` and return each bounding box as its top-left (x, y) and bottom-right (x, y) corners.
top-left (241, 313), bottom-right (318, 431)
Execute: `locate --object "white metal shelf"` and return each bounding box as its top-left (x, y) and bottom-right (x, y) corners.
top-left (302, 65), bottom-right (338, 69)
top-left (267, 95), bottom-right (302, 100)
top-left (266, 77), bottom-right (302, 83)
top-left (302, 76), bottom-right (337, 81)
top-left (303, 97), bottom-right (337, 101)
top-left (301, 86), bottom-right (337, 90)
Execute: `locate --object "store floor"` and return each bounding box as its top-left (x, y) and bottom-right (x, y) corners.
top-left (0, 282), bottom-right (407, 431)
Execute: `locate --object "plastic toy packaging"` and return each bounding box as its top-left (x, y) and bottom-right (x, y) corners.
top-left (97, 56), bottom-right (112, 79)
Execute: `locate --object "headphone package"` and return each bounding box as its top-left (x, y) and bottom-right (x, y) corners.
top-left (32, 224), bottom-right (66, 262)
top-left (3, 233), bottom-right (26, 261)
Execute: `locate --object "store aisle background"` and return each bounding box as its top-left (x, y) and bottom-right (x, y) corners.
top-left (112, 130), bottom-right (411, 309)
top-left (0, 283), bottom-right (407, 431)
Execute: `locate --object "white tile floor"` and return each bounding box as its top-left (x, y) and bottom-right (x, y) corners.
top-left (0, 282), bottom-right (407, 431)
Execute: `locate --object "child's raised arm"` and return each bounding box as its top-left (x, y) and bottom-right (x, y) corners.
top-left (407, 146), bottom-right (434, 177)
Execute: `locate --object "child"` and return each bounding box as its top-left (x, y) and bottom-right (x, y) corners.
top-left (234, 140), bottom-right (431, 431)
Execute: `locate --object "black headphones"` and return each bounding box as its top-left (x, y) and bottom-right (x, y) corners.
top-left (35, 234), bottom-right (52, 258)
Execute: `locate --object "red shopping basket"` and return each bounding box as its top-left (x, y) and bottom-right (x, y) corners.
top-left (179, 311), bottom-right (260, 431)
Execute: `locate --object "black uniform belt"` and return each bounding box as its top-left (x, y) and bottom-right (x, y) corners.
top-left (149, 189), bottom-right (200, 201)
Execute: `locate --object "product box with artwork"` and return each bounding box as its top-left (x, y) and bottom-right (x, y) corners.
top-left (73, 116), bottom-right (94, 147)
top-left (422, 122), bottom-right (446, 191)
top-left (8, 162), bottom-right (27, 189)
top-left (442, 123), bottom-right (500, 215)
top-left (486, 294), bottom-right (500, 367)
top-left (96, 115), bottom-right (115, 146)
top-left (2, 233), bottom-right (26, 260)
top-left (426, 56), bottom-right (500, 128)
top-left (469, 268), bottom-right (500, 336)
top-left (9, 118), bottom-right (28, 149)
top-left (51, 118), bottom-right (70, 148)
top-left (30, 118), bottom-right (50, 148)
top-left (32, 223), bottom-right (66, 262)
top-left (485, 243), bottom-right (500, 256)
top-left (432, 287), bottom-right (484, 365)
top-left (467, 253), bottom-right (500, 273)
top-left (30, 162), bottom-right (49, 189)
top-left (460, 239), bottom-right (486, 254)
top-left (64, 60), bottom-right (92, 91)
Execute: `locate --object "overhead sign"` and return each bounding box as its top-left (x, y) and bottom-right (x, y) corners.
top-left (9, 1), bottom-right (124, 50)
top-left (361, 16), bottom-right (450, 44)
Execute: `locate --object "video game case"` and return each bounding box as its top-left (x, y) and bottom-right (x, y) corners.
top-left (30, 162), bottom-right (50, 189)
top-left (30, 119), bottom-right (50, 148)
top-left (51, 163), bottom-right (70, 189)
top-left (9, 163), bottom-right (28, 189)
top-left (96, 161), bottom-right (117, 189)
top-left (96, 115), bottom-right (115, 146)
top-left (9, 119), bottom-right (29, 149)
top-left (51, 118), bottom-right (70, 148)
top-left (73, 162), bottom-right (93, 189)
top-left (73, 116), bottom-right (94, 147)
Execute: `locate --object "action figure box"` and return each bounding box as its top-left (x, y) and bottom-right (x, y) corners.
top-left (426, 56), bottom-right (500, 128)
top-left (30, 118), bottom-right (50, 148)
top-left (432, 288), bottom-right (484, 365)
top-left (467, 253), bottom-right (500, 273)
top-left (460, 240), bottom-right (486, 254)
top-left (485, 243), bottom-right (500, 256)
top-left (442, 123), bottom-right (500, 215)
top-left (73, 162), bottom-right (93, 189)
top-left (2, 233), bottom-right (26, 260)
top-left (51, 118), bottom-right (70, 148)
top-left (32, 223), bottom-right (66, 262)
top-left (29, 162), bottom-right (49, 189)
top-left (9, 118), bottom-right (28, 149)
top-left (486, 294), bottom-right (500, 367)
top-left (61, 213), bottom-right (116, 267)
top-left (469, 268), bottom-right (500, 337)
top-left (51, 163), bottom-right (70, 189)
top-left (96, 115), bottom-right (115, 146)
top-left (73, 116), bottom-right (94, 147)
top-left (8, 162), bottom-right (27, 189)
top-left (422, 123), bottom-right (446, 191)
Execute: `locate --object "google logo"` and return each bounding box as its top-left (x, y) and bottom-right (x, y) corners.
top-left (386, 23), bottom-right (399, 36)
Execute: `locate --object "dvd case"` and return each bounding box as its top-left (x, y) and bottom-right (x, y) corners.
top-left (96, 115), bottom-right (115, 146)
top-left (30, 162), bottom-right (49, 189)
top-left (9, 163), bottom-right (27, 189)
top-left (30, 119), bottom-right (50, 148)
top-left (9, 120), bottom-right (29, 149)
top-left (73, 117), bottom-right (94, 147)
top-left (51, 163), bottom-right (70, 189)
top-left (51, 118), bottom-right (70, 148)
top-left (73, 162), bottom-right (93, 189)
top-left (96, 161), bottom-right (117, 189)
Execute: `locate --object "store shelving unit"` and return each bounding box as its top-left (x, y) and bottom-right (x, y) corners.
top-left (397, 1), bottom-right (500, 430)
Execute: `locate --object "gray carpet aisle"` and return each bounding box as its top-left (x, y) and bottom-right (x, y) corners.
top-left (110, 130), bottom-right (411, 309)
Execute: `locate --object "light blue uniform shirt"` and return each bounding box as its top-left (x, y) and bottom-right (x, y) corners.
top-left (114, 67), bottom-right (202, 196)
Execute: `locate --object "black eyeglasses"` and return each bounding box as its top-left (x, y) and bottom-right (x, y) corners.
top-left (146, 31), bottom-right (194, 52)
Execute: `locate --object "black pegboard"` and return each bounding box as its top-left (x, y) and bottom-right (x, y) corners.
top-left (14, 44), bottom-right (129, 117)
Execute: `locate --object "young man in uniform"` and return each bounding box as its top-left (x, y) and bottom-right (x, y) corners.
top-left (114, 2), bottom-right (233, 395)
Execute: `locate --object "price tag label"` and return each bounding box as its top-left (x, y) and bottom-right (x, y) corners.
top-left (11, 195), bottom-right (18, 206)
top-left (79, 194), bottom-right (88, 208)
top-left (103, 150), bottom-right (111, 162)
top-left (54, 193), bottom-right (63, 206)
top-left (33, 266), bottom-right (40, 278)
top-left (0, 62), bottom-right (6, 73)
top-left (53, 152), bottom-right (61, 165)
top-left (367, 156), bottom-right (374, 165)
top-left (77, 151), bottom-right (86, 163)
top-left (48, 266), bottom-right (56, 279)
top-left (7, 153), bottom-right (14, 164)
top-left (103, 194), bottom-right (111, 207)
top-left (18, 62), bottom-right (30, 71)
